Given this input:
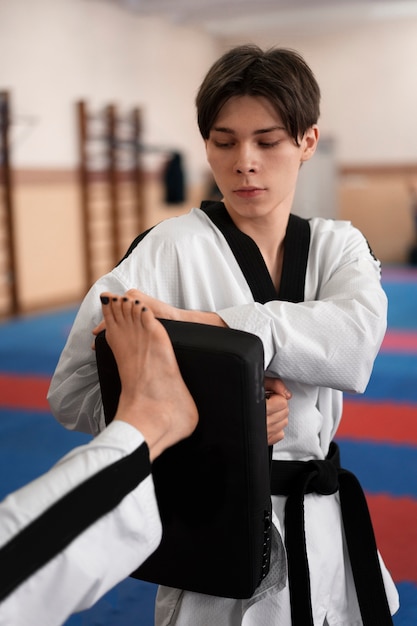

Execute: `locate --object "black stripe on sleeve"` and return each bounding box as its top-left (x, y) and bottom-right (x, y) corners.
top-left (0, 441), bottom-right (151, 602)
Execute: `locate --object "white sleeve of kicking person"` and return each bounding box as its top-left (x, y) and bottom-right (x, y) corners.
top-left (0, 421), bottom-right (162, 626)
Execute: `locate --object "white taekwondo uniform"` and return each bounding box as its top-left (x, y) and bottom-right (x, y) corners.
top-left (0, 422), bottom-right (161, 626)
top-left (48, 206), bottom-right (399, 625)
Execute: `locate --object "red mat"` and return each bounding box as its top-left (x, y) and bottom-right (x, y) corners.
top-left (368, 494), bottom-right (417, 583)
top-left (381, 331), bottom-right (417, 353)
top-left (339, 400), bottom-right (417, 445)
top-left (0, 374), bottom-right (51, 411)
top-left (2, 378), bottom-right (416, 588)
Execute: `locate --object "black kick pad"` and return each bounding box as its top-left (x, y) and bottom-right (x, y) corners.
top-left (95, 319), bottom-right (272, 599)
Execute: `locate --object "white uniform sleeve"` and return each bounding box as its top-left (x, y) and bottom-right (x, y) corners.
top-left (0, 422), bottom-right (162, 626)
top-left (218, 220), bottom-right (387, 393)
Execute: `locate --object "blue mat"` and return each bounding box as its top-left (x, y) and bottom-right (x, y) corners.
top-left (0, 408), bottom-right (90, 499)
top-left (0, 307), bottom-right (78, 375)
top-left (337, 439), bottom-right (417, 498)
top-left (0, 269), bottom-right (416, 625)
top-left (362, 352), bottom-right (417, 403)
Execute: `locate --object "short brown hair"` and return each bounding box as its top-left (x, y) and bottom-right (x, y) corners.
top-left (196, 44), bottom-right (320, 145)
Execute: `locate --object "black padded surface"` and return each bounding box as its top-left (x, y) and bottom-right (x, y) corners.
top-left (95, 320), bottom-right (271, 598)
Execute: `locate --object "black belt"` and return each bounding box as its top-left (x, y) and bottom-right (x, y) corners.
top-left (270, 442), bottom-right (393, 626)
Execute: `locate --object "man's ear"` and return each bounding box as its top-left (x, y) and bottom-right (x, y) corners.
top-left (301, 125), bottom-right (320, 162)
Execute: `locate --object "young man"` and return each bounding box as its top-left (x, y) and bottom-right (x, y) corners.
top-left (48, 45), bottom-right (398, 625)
top-left (0, 294), bottom-right (197, 625)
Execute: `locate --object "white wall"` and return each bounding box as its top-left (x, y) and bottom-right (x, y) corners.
top-left (223, 15), bottom-right (417, 166)
top-left (0, 0), bottom-right (219, 182)
top-left (1, 1), bottom-right (417, 179)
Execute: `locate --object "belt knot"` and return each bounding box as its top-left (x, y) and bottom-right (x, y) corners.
top-left (304, 458), bottom-right (339, 495)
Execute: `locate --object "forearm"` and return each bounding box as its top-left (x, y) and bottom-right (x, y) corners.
top-left (118, 288), bottom-right (228, 329)
top-left (0, 422), bottom-right (162, 623)
top-left (173, 308), bottom-right (227, 327)
top-left (0, 422), bottom-right (148, 549)
top-left (219, 272), bottom-right (387, 393)
top-left (0, 475), bottom-right (161, 625)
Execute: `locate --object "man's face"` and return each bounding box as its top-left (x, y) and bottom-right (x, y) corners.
top-left (205, 95), bottom-right (318, 228)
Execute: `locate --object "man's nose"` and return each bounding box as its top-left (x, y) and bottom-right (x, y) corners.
top-left (234, 146), bottom-right (257, 174)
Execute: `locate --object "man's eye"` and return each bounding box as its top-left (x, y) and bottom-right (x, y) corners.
top-left (259, 141), bottom-right (280, 148)
top-left (214, 141), bottom-right (233, 148)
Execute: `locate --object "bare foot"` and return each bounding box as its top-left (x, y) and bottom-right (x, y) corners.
top-left (99, 293), bottom-right (198, 461)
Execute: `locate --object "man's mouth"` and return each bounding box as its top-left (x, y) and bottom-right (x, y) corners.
top-left (234, 187), bottom-right (265, 198)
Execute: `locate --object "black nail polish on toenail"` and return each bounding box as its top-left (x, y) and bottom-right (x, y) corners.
top-left (134, 300), bottom-right (140, 305)
top-left (123, 297), bottom-right (128, 301)
top-left (100, 296), bottom-right (110, 304)
top-left (112, 297), bottom-right (118, 301)
top-left (142, 307), bottom-right (148, 312)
